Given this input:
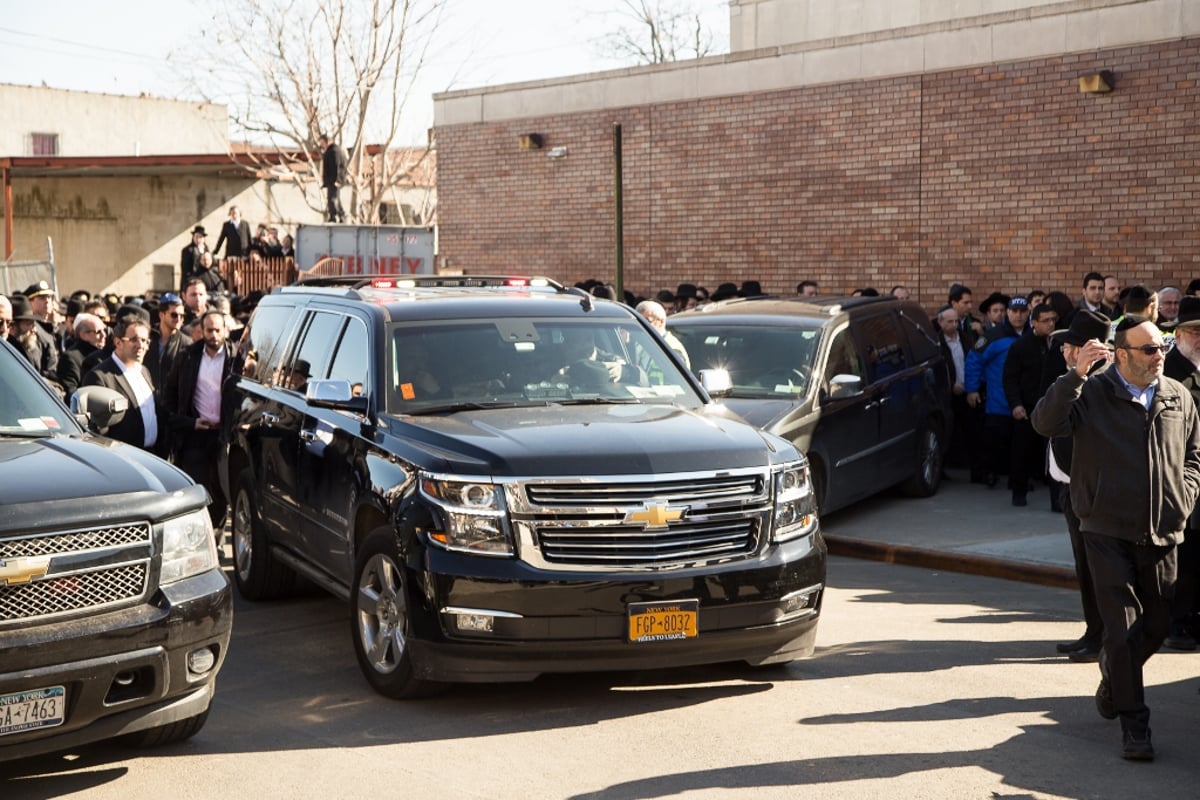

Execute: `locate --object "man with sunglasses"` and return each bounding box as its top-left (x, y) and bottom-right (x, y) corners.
top-left (1033, 316), bottom-right (1200, 761)
top-left (148, 293), bottom-right (190, 403)
top-left (56, 312), bottom-right (108, 398)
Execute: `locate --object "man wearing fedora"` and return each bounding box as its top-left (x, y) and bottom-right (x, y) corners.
top-left (7, 293), bottom-right (61, 390)
top-left (1162, 295), bottom-right (1200, 651)
top-left (1033, 313), bottom-right (1200, 761)
top-left (180, 225), bottom-right (211, 284)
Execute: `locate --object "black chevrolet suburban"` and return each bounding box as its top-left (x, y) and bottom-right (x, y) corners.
top-left (0, 339), bottom-right (231, 763)
top-left (221, 277), bottom-right (825, 697)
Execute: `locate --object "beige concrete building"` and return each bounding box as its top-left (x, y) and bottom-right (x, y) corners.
top-left (0, 84), bottom-right (228, 157)
top-left (2, 84), bottom-right (436, 296)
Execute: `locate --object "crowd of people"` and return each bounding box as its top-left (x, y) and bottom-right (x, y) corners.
top-left (5, 264), bottom-right (1199, 761)
top-left (0, 275), bottom-right (259, 531)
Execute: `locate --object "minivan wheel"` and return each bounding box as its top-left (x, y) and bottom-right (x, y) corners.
top-left (351, 527), bottom-right (442, 699)
top-left (901, 422), bottom-right (943, 497)
top-left (231, 470), bottom-right (295, 600)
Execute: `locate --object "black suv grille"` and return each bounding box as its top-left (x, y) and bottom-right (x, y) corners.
top-left (515, 472), bottom-right (770, 568)
top-left (0, 523), bottom-right (152, 624)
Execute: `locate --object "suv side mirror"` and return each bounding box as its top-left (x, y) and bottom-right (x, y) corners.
top-left (306, 379), bottom-right (369, 413)
top-left (698, 368), bottom-right (733, 398)
top-left (71, 386), bottom-right (129, 432)
top-left (826, 374), bottom-right (863, 400)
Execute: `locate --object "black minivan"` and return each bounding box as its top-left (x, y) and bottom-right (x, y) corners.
top-left (669, 295), bottom-right (953, 515)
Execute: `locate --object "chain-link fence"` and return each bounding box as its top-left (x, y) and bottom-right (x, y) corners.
top-left (1, 237), bottom-right (56, 297)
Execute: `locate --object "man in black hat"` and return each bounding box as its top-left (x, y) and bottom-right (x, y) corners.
top-left (1033, 314), bottom-right (1200, 761)
top-left (181, 225), bottom-right (210, 283)
top-left (7, 294), bottom-right (61, 389)
top-left (1042, 309), bottom-right (1112, 664)
top-left (1162, 296), bottom-right (1200, 651)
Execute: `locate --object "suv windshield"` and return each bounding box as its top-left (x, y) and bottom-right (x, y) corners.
top-left (387, 318), bottom-right (701, 413)
top-left (672, 323), bottom-right (823, 399)
top-left (0, 343), bottom-right (76, 436)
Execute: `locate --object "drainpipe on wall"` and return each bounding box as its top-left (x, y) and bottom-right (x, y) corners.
top-left (3, 166), bottom-right (12, 261)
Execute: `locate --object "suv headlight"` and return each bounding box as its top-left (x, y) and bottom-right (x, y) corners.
top-left (420, 476), bottom-right (514, 556)
top-left (772, 462), bottom-right (818, 543)
top-left (161, 509), bottom-right (219, 583)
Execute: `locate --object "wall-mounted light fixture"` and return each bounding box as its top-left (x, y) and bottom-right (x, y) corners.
top-left (1078, 70), bottom-right (1115, 94)
top-left (517, 133), bottom-right (543, 150)
top-left (547, 146), bottom-right (568, 159)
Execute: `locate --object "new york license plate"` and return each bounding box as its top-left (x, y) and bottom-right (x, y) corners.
top-left (0, 686), bottom-right (66, 738)
top-left (627, 599), bottom-right (699, 643)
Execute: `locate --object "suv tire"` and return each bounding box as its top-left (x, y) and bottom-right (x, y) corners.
top-left (901, 420), bottom-right (943, 497)
top-left (351, 527), bottom-right (442, 699)
top-left (122, 709), bottom-right (210, 748)
top-left (231, 469), bottom-right (296, 600)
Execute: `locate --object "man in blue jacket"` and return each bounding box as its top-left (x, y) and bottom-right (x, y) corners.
top-left (965, 296), bottom-right (1029, 488)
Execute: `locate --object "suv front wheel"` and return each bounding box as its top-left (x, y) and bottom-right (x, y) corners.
top-left (351, 528), bottom-right (442, 699)
top-left (901, 420), bottom-right (943, 497)
top-left (231, 470), bottom-right (296, 600)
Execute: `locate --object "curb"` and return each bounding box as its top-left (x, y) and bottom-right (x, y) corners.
top-left (825, 535), bottom-right (1079, 590)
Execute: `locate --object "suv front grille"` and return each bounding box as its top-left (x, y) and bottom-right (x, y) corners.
top-left (512, 471), bottom-right (771, 569)
top-left (0, 523), bottom-right (152, 624)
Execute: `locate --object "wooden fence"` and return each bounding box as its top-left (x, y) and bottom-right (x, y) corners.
top-left (225, 257), bottom-right (298, 296)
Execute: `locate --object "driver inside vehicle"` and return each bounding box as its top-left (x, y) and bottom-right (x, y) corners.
top-left (554, 327), bottom-right (647, 388)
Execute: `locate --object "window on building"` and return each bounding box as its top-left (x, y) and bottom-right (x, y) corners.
top-left (29, 133), bottom-right (59, 156)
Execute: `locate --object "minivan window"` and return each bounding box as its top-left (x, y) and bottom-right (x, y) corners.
top-left (671, 322), bottom-right (822, 399)
top-left (852, 313), bottom-right (909, 384)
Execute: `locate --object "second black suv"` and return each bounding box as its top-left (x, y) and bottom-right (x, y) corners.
top-left (221, 278), bottom-right (826, 697)
top-left (669, 295), bottom-right (952, 514)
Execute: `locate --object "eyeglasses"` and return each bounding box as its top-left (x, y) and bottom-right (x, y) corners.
top-left (164, 312), bottom-right (183, 319)
top-left (1119, 344), bottom-right (1171, 355)
top-left (120, 336), bottom-right (150, 346)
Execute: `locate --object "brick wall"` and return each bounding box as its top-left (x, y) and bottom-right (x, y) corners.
top-left (436, 37), bottom-right (1200, 311)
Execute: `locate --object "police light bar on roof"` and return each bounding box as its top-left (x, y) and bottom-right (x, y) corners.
top-left (386, 276), bottom-right (558, 289)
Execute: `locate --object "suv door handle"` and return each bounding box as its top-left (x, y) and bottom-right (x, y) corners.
top-left (299, 429), bottom-right (317, 443)
top-left (261, 412), bottom-right (279, 425)
top-left (864, 397), bottom-right (888, 410)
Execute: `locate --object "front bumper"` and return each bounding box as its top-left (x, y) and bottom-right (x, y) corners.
top-left (0, 569), bottom-right (232, 762)
top-left (405, 531), bottom-right (826, 683)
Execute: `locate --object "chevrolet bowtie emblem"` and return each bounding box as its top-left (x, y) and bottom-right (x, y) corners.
top-left (0, 556), bottom-right (52, 586)
top-left (626, 505), bottom-right (685, 528)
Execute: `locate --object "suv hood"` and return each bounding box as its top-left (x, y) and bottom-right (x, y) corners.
top-left (0, 434), bottom-right (195, 509)
top-left (717, 397), bottom-right (804, 431)
top-left (386, 404), bottom-right (793, 476)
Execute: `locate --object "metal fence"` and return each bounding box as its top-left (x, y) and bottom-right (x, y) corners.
top-left (224, 257), bottom-right (297, 296)
top-left (1, 237), bottom-right (56, 297)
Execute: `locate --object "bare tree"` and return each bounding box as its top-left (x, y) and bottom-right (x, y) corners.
top-left (189, 0), bottom-right (444, 224)
top-left (599, 0), bottom-right (716, 65)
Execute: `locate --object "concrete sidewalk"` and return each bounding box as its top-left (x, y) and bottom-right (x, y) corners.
top-left (820, 469), bottom-right (1079, 589)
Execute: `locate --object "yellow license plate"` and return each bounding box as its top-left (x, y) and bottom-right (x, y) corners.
top-left (627, 599), bottom-right (699, 643)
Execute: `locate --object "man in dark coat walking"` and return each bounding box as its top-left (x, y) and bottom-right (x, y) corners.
top-left (1002, 302), bottom-right (1058, 506)
top-left (319, 133), bottom-right (348, 223)
top-left (1033, 316), bottom-right (1200, 761)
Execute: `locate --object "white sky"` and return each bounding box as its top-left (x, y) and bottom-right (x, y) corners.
top-left (0, 0), bottom-right (729, 146)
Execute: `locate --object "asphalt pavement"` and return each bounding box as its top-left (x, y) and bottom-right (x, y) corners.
top-left (821, 468), bottom-right (1079, 589)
